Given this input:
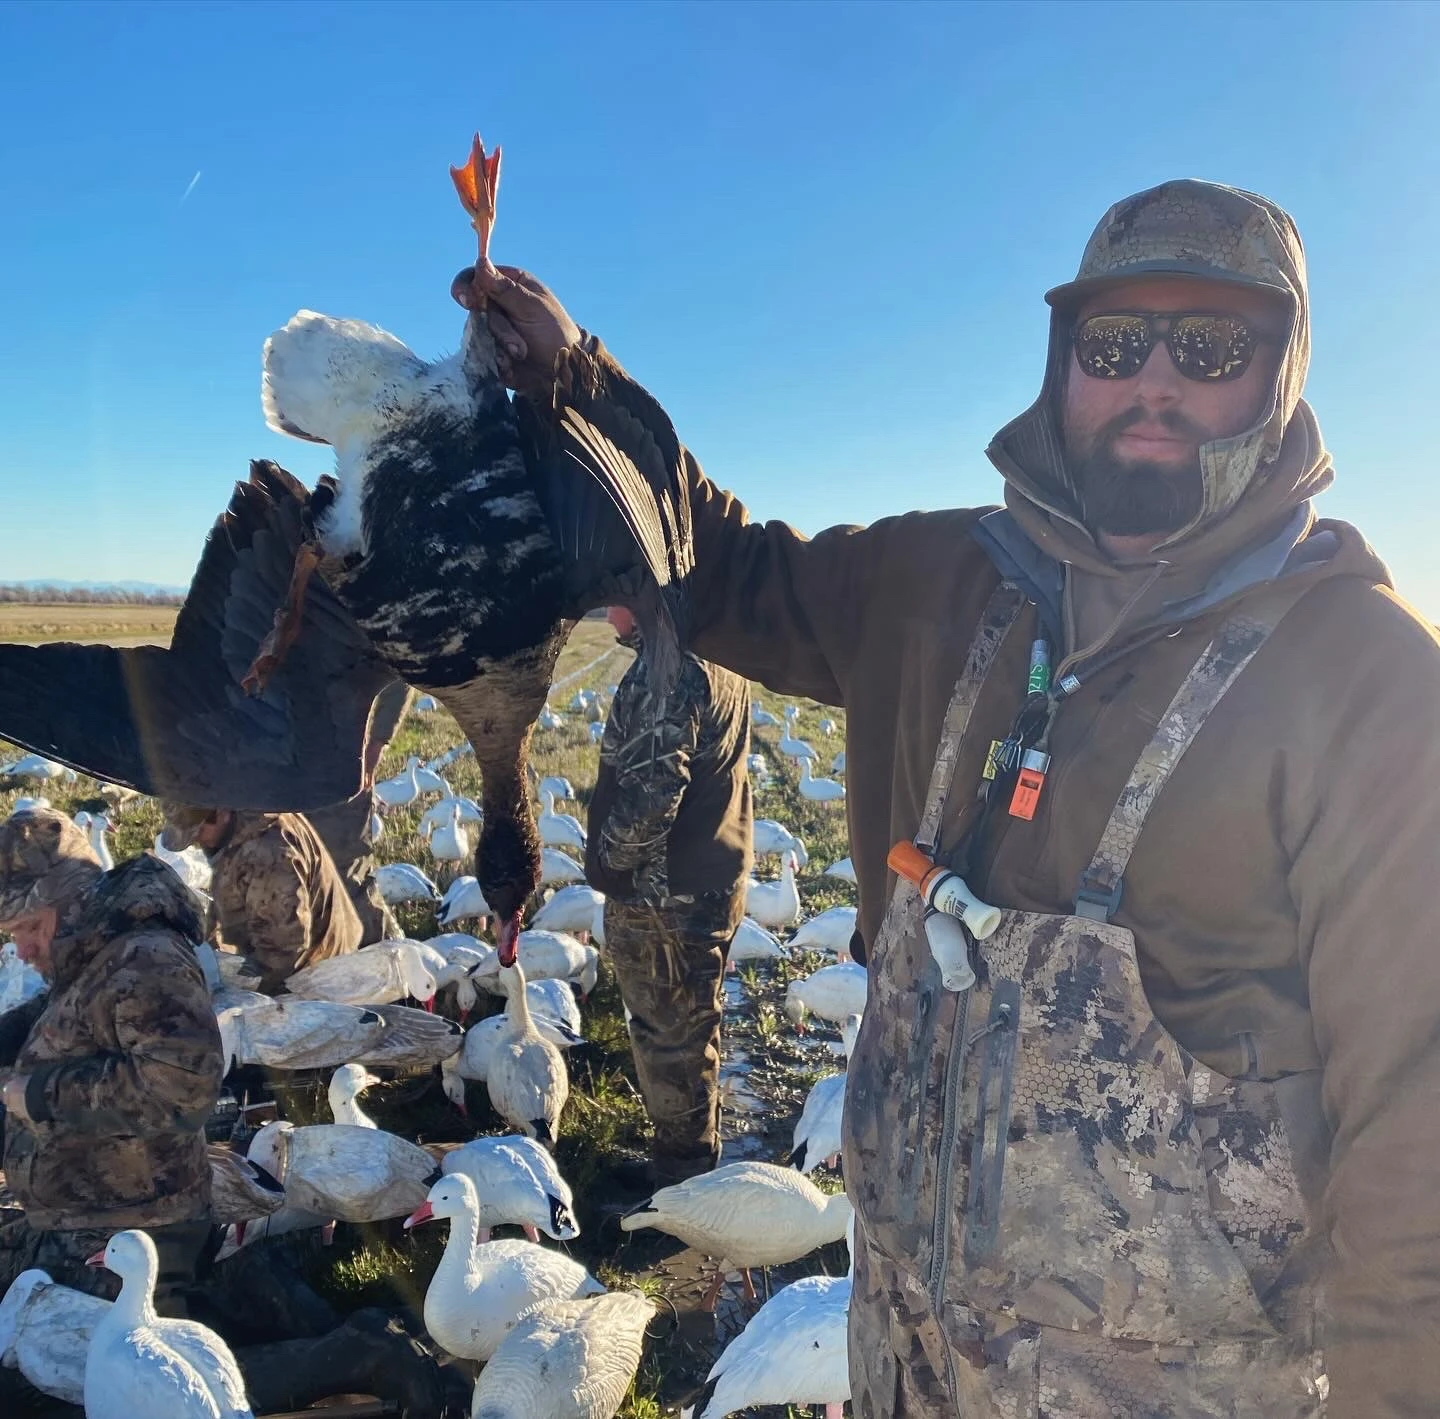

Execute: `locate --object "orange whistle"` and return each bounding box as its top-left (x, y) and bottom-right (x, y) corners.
top-left (1008, 749), bottom-right (1051, 821)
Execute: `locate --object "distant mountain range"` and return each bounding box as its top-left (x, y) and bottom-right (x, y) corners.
top-left (1, 578), bottom-right (187, 597)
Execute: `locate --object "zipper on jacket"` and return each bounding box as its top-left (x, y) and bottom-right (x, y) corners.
top-left (927, 977), bottom-right (1022, 1397)
top-left (962, 981), bottom-right (1021, 1266)
top-left (927, 973), bottom-right (973, 1319)
top-left (927, 978), bottom-right (972, 1400)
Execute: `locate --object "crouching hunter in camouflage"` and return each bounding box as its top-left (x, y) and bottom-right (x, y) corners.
top-left (586, 607), bottom-right (752, 1187)
top-left (0, 807), bottom-right (223, 1312)
top-left (161, 804), bottom-right (364, 993)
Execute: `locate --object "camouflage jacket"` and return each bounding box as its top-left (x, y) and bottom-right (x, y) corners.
top-left (586, 647), bottom-right (752, 905)
top-left (2, 856), bottom-right (222, 1229)
top-left (210, 812), bottom-right (364, 992)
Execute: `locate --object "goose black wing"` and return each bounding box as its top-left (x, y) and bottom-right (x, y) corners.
top-left (519, 345), bottom-right (693, 690)
top-left (0, 460), bottom-right (402, 810)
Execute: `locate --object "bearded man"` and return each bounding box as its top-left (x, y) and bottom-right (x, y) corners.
top-left (454, 179), bottom-right (1440, 1417)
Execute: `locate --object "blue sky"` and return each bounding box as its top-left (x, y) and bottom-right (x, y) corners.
top-left (2, 1), bottom-right (1437, 611)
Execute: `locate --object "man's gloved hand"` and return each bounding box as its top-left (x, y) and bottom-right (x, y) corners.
top-left (449, 263), bottom-right (583, 400)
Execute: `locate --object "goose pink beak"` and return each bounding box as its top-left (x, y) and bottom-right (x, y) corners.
top-left (84, 1248), bottom-right (107, 1269)
top-left (403, 1201), bottom-right (435, 1230)
top-left (497, 914), bottom-right (520, 969)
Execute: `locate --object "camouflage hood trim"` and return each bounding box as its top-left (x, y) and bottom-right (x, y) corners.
top-left (988, 179), bottom-right (1320, 549)
top-left (50, 856), bottom-right (207, 990)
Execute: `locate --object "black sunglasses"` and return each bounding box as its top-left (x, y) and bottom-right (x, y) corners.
top-left (1072, 311), bottom-right (1281, 383)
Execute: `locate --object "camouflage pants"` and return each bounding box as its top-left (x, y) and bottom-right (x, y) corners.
top-left (0, 1208), bottom-right (214, 1315)
top-left (604, 894), bottom-right (740, 1182)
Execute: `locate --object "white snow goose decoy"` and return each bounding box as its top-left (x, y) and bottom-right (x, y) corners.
top-left (684, 1271), bottom-right (852, 1419)
top-left (798, 759), bottom-right (845, 803)
top-left (434, 1135), bottom-right (580, 1242)
top-left (214, 997), bottom-right (388, 1073)
top-left (327, 1062), bottom-right (382, 1127)
top-left (419, 792), bottom-right (483, 837)
top-left (776, 725), bottom-right (817, 764)
top-left (726, 917), bottom-right (787, 970)
top-left (283, 939), bottom-right (437, 1009)
top-left (437, 874), bottom-right (491, 928)
top-left (375, 861), bottom-right (441, 905)
top-left (822, 856), bottom-right (855, 883)
top-left (485, 958), bottom-right (570, 1144)
top-left (620, 1160), bottom-right (853, 1309)
top-left (351, 1000), bottom-right (463, 1071)
top-left (0, 1269), bottom-right (109, 1406)
top-left (530, 883), bottom-right (604, 939)
top-left (424, 800), bottom-right (472, 882)
top-left (467, 1291), bottom-right (654, 1419)
top-left (751, 819), bottom-right (807, 866)
top-left (538, 775), bottom-right (575, 803)
top-left (403, 1172), bottom-right (602, 1361)
top-left (784, 962), bottom-right (868, 1031)
top-left (540, 847), bottom-right (586, 888)
top-left (72, 810), bottom-right (115, 871)
top-left (789, 905), bottom-right (858, 960)
top-left (751, 703), bottom-right (781, 728)
top-left (374, 756), bottom-right (425, 810)
top-left (246, 1119), bottom-right (439, 1223)
top-left (83, 1229), bottom-right (254, 1419)
top-left (745, 853), bottom-right (801, 930)
top-left (473, 929), bottom-right (598, 997)
top-left (537, 790), bottom-right (586, 852)
top-left (789, 1012), bottom-right (862, 1175)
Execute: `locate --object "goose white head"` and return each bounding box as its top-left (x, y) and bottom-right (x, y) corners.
top-left (403, 1169), bottom-right (477, 1231)
top-left (85, 1229), bottom-right (160, 1316)
top-left (841, 1012), bottom-right (863, 1059)
top-left (328, 1063), bottom-right (382, 1125)
top-left (263, 314), bottom-right (463, 556)
top-left (397, 944), bottom-right (439, 1006)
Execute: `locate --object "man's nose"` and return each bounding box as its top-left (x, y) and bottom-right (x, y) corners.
top-left (1131, 339), bottom-right (1186, 406)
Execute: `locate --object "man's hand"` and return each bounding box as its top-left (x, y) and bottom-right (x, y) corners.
top-left (450, 263), bottom-right (582, 398)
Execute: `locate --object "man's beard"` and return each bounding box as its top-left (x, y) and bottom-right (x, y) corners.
top-left (1068, 409), bottom-right (1206, 537)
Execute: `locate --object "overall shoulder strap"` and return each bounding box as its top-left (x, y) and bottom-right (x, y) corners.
top-left (914, 582), bottom-right (1026, 855)
top-left (1075, 587), bottom-right (1311, 921)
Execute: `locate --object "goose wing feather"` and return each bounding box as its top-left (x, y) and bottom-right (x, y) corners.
top-left (0, 462), bottom-right (399, 809)
top-left (521, 346), bottom-right (691, 691)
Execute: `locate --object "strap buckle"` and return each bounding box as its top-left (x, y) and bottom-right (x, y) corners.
top-left (1074, 872), bottom-right (1123, 923)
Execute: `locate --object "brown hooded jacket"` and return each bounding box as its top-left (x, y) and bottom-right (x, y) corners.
top-left (582, 181), bottom-right (1440, 1414)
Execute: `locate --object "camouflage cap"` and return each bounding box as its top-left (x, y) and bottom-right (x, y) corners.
top-left (0, 808), bottom-right (104, 926)
top-left (1045, 179), bottom-right (1304, 312)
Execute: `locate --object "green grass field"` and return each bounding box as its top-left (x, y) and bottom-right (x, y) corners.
top-left (0, 613), bottom-right (855, 1417)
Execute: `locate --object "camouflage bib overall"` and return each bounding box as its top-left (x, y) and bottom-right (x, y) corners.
top-left (847, 585), bottom-right (1326, 1419)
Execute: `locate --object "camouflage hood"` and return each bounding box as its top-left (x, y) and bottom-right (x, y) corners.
top-left (0, 809), bottom-right (102, 931)
top-left (987, 179), bottom-right (1333, 561)
top-left (50, 855), bottom-right (207, 991)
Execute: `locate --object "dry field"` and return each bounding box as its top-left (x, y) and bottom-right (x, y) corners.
top-left (1, 613), bottom-right (856, 1418)
top-left (0, 602), bottom-right (177, 646)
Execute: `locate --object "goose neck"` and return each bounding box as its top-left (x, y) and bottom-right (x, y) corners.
top-left (113, 1266), bottom-right (158, 1330)
top-left (435, 1198), bottom-right (484, 1289)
